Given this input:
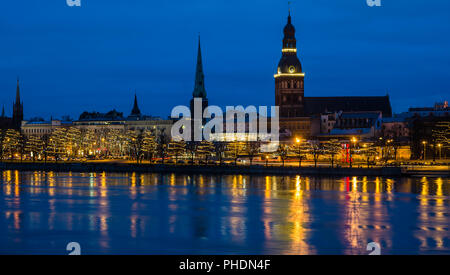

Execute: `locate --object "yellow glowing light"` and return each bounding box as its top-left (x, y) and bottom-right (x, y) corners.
top-left (351, 137), bottom-right (357, 143)
top-left (274, 73), bottom-right (305, 78)
top-left (282, 48), bottom-right (297, 53)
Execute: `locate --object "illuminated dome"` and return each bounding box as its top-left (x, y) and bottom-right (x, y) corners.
top-left (277, 13), bottom-right (302, 74)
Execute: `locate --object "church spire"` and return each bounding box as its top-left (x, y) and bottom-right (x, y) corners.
top-left (288, 1), bottom-right (292, 22)
top-left (15, 78), bottom-right (21, 105)
top-left (130, 92), bottom-right (141, 116)
top-left (12, 78), bottom-right (24, 129)
top-left (193, 36), bottom-right (206, 98)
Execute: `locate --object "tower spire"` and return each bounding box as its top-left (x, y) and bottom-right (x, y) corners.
top-left (15, 78), bottom-right (21, 104)
top-left (193, 36), bottom-right (206, 98)
top-left (130, 91), bottom-right (141, 116)
top-left (12, 78), bottom-right (24, 129)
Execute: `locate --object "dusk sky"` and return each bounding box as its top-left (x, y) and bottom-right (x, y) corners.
top-left (0, 0), bottom-right (449, 120)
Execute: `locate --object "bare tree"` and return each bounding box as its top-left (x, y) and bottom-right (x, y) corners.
top-left (213, 141), bottom-right (227, 165)
top-left (245, 140), bottom-right (261, 166)
top-left (127, 129), bottom-right (145, 164)
top-left (198, 141), bottom-right (214, 165)
top-left (360, 143), bottom-right (378, 168)
top-left (0, 129), bottom-right (6, 160)
top-left (308, 140), bottom-right (324, 168)
top-left (293, 139), bottom-right (307, 167)
top-left (323, 139), bottom-right (342, 168)
top-left (156, 130), bottom-right (170, 164)
top-left (185, 141), bottom-right (199, 164)
top-left (168, 140), bottom-right (185, 164)
top-left (276, 144), bottom-right (289, 167)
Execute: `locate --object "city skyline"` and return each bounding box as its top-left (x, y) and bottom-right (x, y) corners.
top-left (1, 1), bottom-right (449, 119)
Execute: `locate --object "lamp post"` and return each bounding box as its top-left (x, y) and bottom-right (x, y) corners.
top-left (386, 139), bottom-right (393, 163)
top-left (295, 137), bottom-right (303, 167)
top-left (233, 137), bottom-right (238, 166)
top-left (350, 137), bottom-right (357, 168)
top-left (437, 144), bottom-right (442, 160)
top-left (422, 141), bottom-right (427, 160)
top-left (430, 144), bottom-right (436, 162)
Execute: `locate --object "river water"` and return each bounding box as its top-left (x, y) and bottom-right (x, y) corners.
top-left (0, 170), bottom-right (449, 255)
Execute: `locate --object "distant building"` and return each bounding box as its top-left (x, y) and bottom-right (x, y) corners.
top-left (304, 96), bottom-right (392, 118)
top-left (381, 117), bottom-right (410, 140)
top-left (315, 111), bottom-right (382, 140)
top-left (124, 94), bottom-right (173, 135)
top-left (395, 101), bottom-right (450, 118)
top-left (128, 93), bottom-right (142, 120)
top-left (1, 79), bottom-right (24, 130)
top-left (72, 95), bottom-right (173, 136)
top-left (21, 119), bottom-right (70, 137)
top-left (401, 101), bottom-right (450, 160)
top-left (317, 112), bottom-right (339, 135)
top-left (73, 110), bottom-right (127, 132)
top-left (125, 118), bottom-right (173, 136)
top-left (0, 105), bottom-right (12, 130)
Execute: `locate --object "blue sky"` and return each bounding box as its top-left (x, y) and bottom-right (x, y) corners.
top-left (0, 0), bottom-right (449, 119)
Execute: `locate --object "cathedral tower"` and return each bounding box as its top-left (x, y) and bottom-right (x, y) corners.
top-left (275, 12), bottom-right (304, 118)
top-left (274, 12), bottom-right (310, 138)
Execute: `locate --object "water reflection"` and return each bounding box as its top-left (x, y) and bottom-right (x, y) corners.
top-left (0, 170), bottom-right (449, 255)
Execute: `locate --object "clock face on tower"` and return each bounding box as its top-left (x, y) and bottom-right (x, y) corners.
top-left (289, 66), bottom-right (295, 73)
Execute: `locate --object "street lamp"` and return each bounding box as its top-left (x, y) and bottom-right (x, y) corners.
top-left (350, 137), bottom-right (357, 168)
top-left (295, 137), bottom-right (303, 167)
top-left (437, 144), bottom-right (442, 160)
top-left (422, 141), bottom-right (427, 160)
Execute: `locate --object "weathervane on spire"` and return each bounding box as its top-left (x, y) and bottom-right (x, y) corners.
top-left (288, 1), bottom-right (292, 15)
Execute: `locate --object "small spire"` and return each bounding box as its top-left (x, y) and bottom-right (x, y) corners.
top-left (288, 1), bottom-right (292, 22)
top-left (131, 91), bottom-right (141, 116)
top-left (1, 105), bottom-right (4, 118)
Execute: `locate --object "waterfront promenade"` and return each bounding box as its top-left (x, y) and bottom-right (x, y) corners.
top-left (1, 161), bottom-right (448, 177)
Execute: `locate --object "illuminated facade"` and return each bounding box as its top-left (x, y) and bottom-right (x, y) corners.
top-left (21, 119), bottom-right (66, 137)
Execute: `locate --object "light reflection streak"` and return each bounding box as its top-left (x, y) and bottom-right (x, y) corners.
top-left (0, 170), bottom-right (448, 254)
top-left (14, 170), bottom-right (19, 197)
top-left (414, 177), bottom-right (447, 251)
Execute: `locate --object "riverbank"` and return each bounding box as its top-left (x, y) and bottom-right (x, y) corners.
top-left (2, 161), bottom-right (448, 177)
